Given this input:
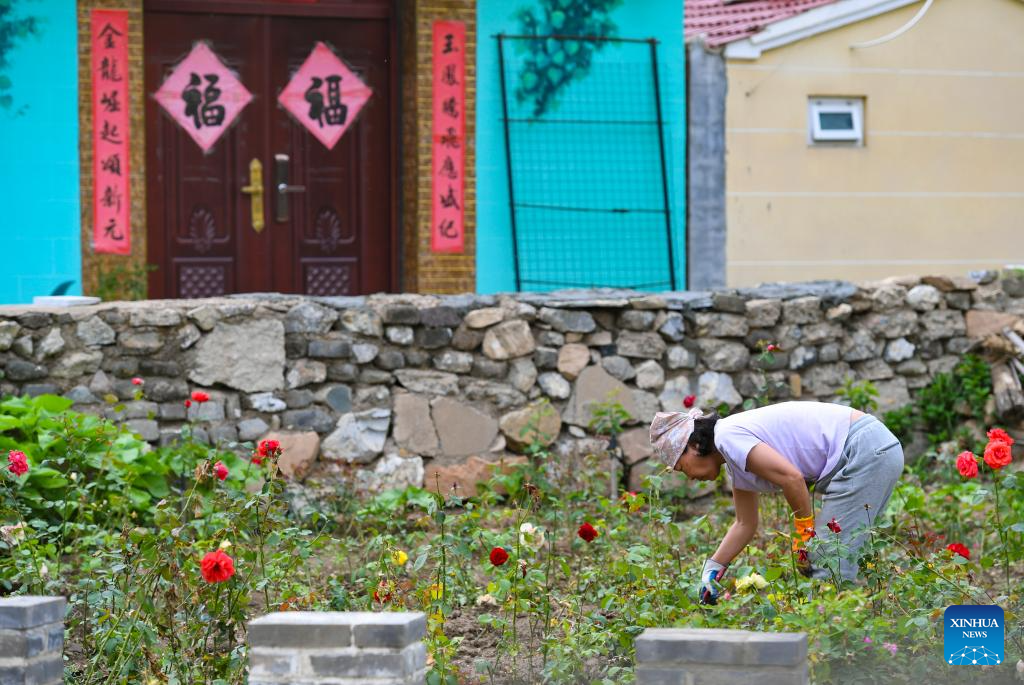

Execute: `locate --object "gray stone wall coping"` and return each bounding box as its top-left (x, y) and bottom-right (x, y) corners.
top-left (0, 597), bottom-right (66, 631)
top-left (635, 628), bottom-right (807, 667)
top-left (248, 611), bottom-right (426, 649)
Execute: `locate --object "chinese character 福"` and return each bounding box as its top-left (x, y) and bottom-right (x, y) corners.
top-left (182, 73), bottom-right (226, 129)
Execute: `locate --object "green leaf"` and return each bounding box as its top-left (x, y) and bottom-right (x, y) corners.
top-left (126, 487), bottom-right (152, 509)
top-left (0, 415), bottom-right (21, 431)
top-left (27, 468), bottom-right (68, 489)
top-left (32, 395), bottom-right (73, 414)
top-left (765, 567), bottom-right (783, 582)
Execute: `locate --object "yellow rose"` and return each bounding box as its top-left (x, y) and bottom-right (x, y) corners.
top-left (391, 550), bottom-right (409, 566)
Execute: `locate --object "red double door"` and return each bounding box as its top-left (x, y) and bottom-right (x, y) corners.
top-left (144, 1), bottom-right (396, 298)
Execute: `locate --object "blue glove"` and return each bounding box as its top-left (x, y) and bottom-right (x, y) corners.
top-left (699, 558), bottom-right (727, 605)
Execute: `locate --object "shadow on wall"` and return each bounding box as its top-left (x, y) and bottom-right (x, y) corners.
top-left (0, 2), bottom-right (40, 113)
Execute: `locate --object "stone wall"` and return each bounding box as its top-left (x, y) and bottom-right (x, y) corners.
top-left (0, 272), bottom-right (1022, 495)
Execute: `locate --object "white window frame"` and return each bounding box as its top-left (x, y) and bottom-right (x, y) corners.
top-left (808, 97), bottom-right (864, 145)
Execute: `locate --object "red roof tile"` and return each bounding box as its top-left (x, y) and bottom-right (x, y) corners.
top-left (686, 0), bottom-right (840, 47)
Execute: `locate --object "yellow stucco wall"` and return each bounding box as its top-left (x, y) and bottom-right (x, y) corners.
top-left (724, 0), bottom-right (1024, 287)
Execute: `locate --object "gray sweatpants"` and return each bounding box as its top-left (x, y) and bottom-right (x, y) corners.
top-left (810, 415), bottom-right (904, 581)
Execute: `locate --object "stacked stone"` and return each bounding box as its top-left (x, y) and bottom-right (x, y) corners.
top-left (0, 270), bottom-right (1021, 494)
top-left (247, 611), bottom-right (426, 685)
top-left (634, 627), bottom-right (808, 685)
top-left (0, 596), bottom-right (65, 685)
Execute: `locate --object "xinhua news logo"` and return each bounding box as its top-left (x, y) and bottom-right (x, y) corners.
top-left (943, 605), bottom-right (1004, 665)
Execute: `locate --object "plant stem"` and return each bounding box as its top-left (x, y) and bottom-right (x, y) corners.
top-left (990, 468), bottom-right (1011, 594)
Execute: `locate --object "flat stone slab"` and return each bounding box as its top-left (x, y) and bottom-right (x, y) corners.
top-left (0, 596), bottom-right (65, 630)
top-left (635, 628), bottom-right (807, 668)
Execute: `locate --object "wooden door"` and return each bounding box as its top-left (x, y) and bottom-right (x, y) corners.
top-left (144, 1), bottom-right (395, 298)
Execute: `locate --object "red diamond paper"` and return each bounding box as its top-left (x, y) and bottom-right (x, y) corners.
top-left (154, 42), bottom-right (252, 153)
top-left (278, 42), bottom-right (373, 150)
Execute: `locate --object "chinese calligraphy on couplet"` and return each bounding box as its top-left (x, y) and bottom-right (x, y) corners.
top-left (154, 42), bottom-right (252, 153)
top-left (277, 42), bottom-right (373, 150)
top-left (431, 21), bottom-right (466, 254)
top-left (91, 10), bottom-right (130, 255)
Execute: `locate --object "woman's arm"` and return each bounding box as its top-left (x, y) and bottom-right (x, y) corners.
top-left (710, 488), bottom-right (759, 565)
top-left (744, 442), bottom-right (812, 518)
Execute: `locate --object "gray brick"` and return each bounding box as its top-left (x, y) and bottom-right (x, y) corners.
top-left (248, 650), bottom-right (297, 677)
top-left (353, 613), bottom-right (427, 648)
top-left (690, 664), bottom-right (807, 685)
top-left (634, 628), bottom-right (806, 668)
top-left (248, 613), bottom-right (352, 649)
top-left (635, 666), bottom-right (687, 685)
top-left (309, 642), bottom-right (425, 678)
top-left (0, 598), bottom-right (65, 631)
top-left (24, 655), bottom-right (63, 685)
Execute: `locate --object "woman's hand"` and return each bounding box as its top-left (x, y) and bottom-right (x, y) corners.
top-left (699, 558), bottom-right (727, 605)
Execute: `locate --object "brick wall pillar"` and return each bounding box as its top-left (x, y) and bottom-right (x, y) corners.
top-left (400, 0), bottom-right (477, 294)
top-left (0, 596), bottom-right (66, 685)
top-left (634, 628), bottom-right (808, 685)
top-left (247, 611), bottom-right (427, 684)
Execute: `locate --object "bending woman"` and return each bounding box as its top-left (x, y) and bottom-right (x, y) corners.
top-left (650, 401), bottom-right (904, 604)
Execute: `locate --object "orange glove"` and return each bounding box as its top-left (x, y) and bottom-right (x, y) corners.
top-left (792, 515), bottom-right (816, 551)
top-left (793, 515), bottom-right (815, 576)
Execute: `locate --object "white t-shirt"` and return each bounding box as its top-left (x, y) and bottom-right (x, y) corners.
top-left (714, 401), bottom-right (853, 492)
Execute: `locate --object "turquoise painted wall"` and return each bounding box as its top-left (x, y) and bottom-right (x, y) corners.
top-left (0, 0), bottom-right (80, 304)
top-left (476, 0), bottom-right (686, 293)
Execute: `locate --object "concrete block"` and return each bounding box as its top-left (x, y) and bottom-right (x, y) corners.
top-left (635, 628), bottom-right (806, 668)
top-left (0, 598), bottom-right (64, 631)
top-left (248, 612), bottom-right (352, 649)
top-left (635, 666), bottom-right (687, 685)
top-left (352, 612), bottom-right (427, 648)
top-left (248, 650), bottom-right (297, 677)
top-left (308, 642), bottom-right (426, 678)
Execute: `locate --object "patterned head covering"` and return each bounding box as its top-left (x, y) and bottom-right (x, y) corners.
top-left (649, 408), bottom-right (705, 468)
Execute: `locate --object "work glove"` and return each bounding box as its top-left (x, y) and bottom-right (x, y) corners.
top-left (793, 515), bottom-right (816, 576)
top-left (699, 558), bottom-right (727, 605)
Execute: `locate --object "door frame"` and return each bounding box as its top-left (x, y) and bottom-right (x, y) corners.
top-left (143, 0), bottom-right (400, 296)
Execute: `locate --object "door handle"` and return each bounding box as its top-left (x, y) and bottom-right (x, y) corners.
top-left (274, 154), bottom-right (305, 223)
top-left (240, 158), bottom-right (265, 233)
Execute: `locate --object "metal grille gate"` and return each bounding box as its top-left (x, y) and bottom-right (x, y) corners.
top-left (497, 34), bottom-right (677, 292)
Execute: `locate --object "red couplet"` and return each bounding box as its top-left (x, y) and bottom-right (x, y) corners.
top-left (431, 20), bottom-right (466, 254)
top-left (91, 9), bottom-right (131, 255)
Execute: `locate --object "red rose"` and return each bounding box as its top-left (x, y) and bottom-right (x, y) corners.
top-left (826, 518), bottom-right (841, 534)
top-left (577, 522), bottom-right (598, 543)
top-left (767, 344), bottom-right (779, 352)
top-left (984, 440), bottom-right (1013, 470)
top-left (797, 549), bottom-right (809, 564)
top-left (214, 461), bottom-right (228, 481)
top-left (489, 547), bottom-right (509, 566)
top-left (191, 391), bottom-right (210, 403)
top-left (946, 543), bottom-right (970, 560)
top-left (956, 451), bottom-right (978, 478)
top-left (373, 581), bottom-right (392, 603)
top-left (184, 399), bottom-right (192, 408)
top-left (986, 428), bottom-right (1014, 446)
top-left (257, 439), bottom-right (282, 459)
top-left (131, 377), bottom-right (144, 386)
top-left (683, 395), bottom-right (696, 409)
top-left (7, 450), bottom-right (28, 477)
top-left (200, 550), bottom-right (235, 583)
